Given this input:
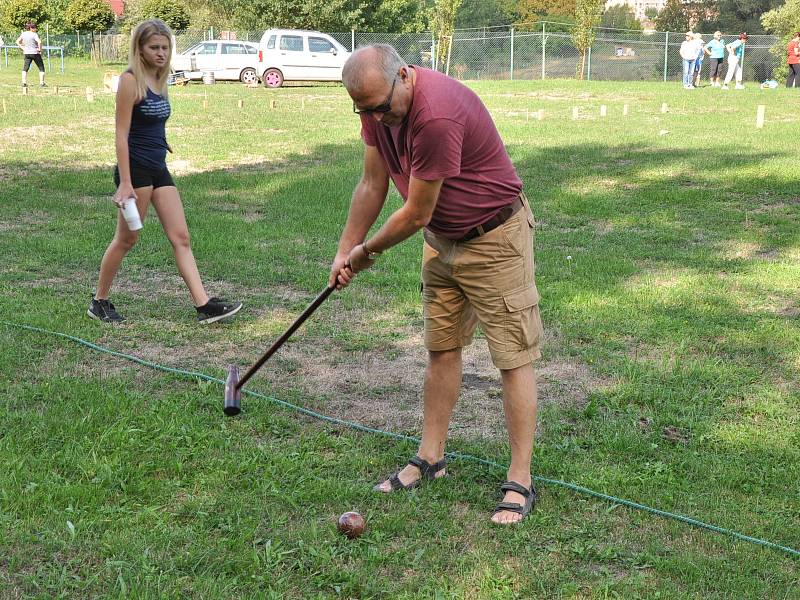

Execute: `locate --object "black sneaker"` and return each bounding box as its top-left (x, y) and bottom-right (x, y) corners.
top-left (87, 297), bottom-right (125, 322)
top-left (196, 297), bottom-right (242, 324)
top-left (40, 83), bottom-right (47, 87)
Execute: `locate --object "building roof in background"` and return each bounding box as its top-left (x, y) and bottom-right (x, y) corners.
top-left (106, 0), bottom-right (124, 16)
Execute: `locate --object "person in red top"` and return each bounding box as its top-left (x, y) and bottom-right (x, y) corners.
top-left (329, 44), bottom-right (543, 525)
top-left (787, 32), bottom-right (800, 88)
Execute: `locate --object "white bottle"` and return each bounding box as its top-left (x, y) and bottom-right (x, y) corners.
top-left (121, 198), bottom-right (143, 231)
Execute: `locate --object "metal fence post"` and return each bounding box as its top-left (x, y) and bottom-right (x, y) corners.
top-left (541, 21), bottom-right (546, 80)
top-left (446, 35), bottom-right (452, 76)
top-left (510, 27), bottom-right (514, 81)
top-left (45, 23), bottom-right (51, 72)
top-left (587, 46), bottom-right (591, 80)
top-left (663, 31), bottom-right (669, 82)
top-left (351, 29), bottom-right (355, 52)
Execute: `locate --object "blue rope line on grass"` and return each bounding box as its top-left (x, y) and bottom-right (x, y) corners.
top-left (3, 319), bottom-right (798, 559)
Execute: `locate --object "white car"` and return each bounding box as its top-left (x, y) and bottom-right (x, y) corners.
top-left (257, 29), bottom-right (350, 88)
top-left (171, 39), bottom-right (260, 84)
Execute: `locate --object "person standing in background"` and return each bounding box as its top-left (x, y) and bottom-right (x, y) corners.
top-left (722, 33), bottom-right (748, 90)
top-left (704, 31), bottom-right (726, 87)
top-left (16, 22), bottom-right (46, 88)
top-left (679, 32), bottom-right (697, 89)
top-left (692, 32), bottom-right (705, 87)
top-left (786, 32), bottom-right (800, 88)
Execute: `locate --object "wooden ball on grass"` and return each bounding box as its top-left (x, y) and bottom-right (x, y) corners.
top-left (337, 511), bottom-right (365, 539)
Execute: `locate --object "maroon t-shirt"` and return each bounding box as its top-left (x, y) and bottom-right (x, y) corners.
top-left (360, 67), bottom-right (523, 240)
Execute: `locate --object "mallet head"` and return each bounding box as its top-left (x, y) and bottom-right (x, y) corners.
top-left (224, 364), bottom-right (241, 416)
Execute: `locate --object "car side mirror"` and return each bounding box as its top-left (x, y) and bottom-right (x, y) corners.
top-left (330, 48), bottom-right (337, 55)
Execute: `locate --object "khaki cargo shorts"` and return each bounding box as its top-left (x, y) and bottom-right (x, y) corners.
top-left (421, 193), bottom-right (542, 370)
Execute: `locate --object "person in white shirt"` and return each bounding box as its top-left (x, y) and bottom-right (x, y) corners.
top-left (679, 32), bottom-right (697, 89)
top-left (16, 22), bottom-right (45, 88)
top-left (722, 33), bottom-right (748, 90)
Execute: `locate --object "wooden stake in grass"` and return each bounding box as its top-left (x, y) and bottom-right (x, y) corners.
top-left (86, 87), bottom-right (95, 102)
top-left (572, 106), bottom-right (579, 119)
top-left (53, 85), bottom-right (59, 95)
top-left (270, 99), bottom-right (276, 109)
top-left (237, 99), bottom-right (244, 109)
top-left (623, 104), bottom-right (629, 116)
top-left (756, 105), bottom-right (766, 129)
top-left (22, 86), bottom-right (28, 96)
top-left (202, 100), bottom-right (208, 109)
top-left (661, 102), bottom-right (668, 113)
top-left (537, 109), bottom-right (545, 121)
top-left (600, 104), bottom-right (607, 117)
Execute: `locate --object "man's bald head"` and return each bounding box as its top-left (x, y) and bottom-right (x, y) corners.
top-left (342, 44), bottom-right (408, 94)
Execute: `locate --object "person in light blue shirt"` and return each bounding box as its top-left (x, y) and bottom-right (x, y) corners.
top-left (723, 33), bottom-right (748, 89)
top-left (704, 31), bottom-right (726, 87)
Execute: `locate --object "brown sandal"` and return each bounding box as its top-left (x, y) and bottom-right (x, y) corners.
top-left (373, 455), bottom-right (447, 492)
top-left (492, 480), bottom-right (537, 523)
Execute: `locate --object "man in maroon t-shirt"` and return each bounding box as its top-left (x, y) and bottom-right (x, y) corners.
top-left (329, 44), bottom-right (543, 525)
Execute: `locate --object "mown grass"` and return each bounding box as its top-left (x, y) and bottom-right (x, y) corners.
top-left (1, 58), bottom-right (798, 598)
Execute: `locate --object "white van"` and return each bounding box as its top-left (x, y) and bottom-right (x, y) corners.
top-left (257, 29), bottom-right (350, 88)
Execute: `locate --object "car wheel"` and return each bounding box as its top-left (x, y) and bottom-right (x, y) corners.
top-left (240, 68), bottom-right (258, 85)
top-left (263, 68), bottom-right (284, 88)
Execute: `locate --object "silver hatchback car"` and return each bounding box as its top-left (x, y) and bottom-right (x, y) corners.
top-left (171, 39), bottom-right (260, 84)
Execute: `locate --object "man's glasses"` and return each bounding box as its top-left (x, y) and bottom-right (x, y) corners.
top-left (353, 76), bottom-right (397, 115)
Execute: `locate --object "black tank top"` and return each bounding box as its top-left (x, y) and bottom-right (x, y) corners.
top-left (128, 87), bottom-right (171, 170)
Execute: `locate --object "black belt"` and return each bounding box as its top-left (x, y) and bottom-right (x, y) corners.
top-left (458, 197), bottom-right (524, 242)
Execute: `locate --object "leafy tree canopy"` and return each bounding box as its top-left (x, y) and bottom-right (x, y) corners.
top-left (3, 0), bottom-right (48, 31)
top-left (65, 0), bottom-right (115, 33)
top-left (601, 4), bottom-right (641, 30)
top-left (124, 0), bottom-right (191, 32)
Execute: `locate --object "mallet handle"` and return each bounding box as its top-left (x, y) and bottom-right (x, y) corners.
top-left (235, 285), bottom-right (336, 390)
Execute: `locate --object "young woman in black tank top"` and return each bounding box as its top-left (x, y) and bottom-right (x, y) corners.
top-left (89, 19), bottom-right (241, 324)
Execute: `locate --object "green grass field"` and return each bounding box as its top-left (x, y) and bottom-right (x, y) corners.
top-left (1, 59), bottom-right (798, 598)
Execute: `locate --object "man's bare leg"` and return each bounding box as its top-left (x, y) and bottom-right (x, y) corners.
top-left (492, 363), bottom-right (537, 524)
top-left (375, 348), bottom-right (461, 491)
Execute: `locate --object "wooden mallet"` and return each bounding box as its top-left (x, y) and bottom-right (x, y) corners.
top-left (224, 285), bottom-right (336, 415)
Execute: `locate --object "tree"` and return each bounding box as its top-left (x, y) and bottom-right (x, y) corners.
top-left (3, 0), bottom-right (48, 31)
top-left (571, 0), bottom-right (603, 79)
top-left (430, 0), bottom-right (462, 67)
top-left (124, 0), bottom-right (190, 32)
top-left (601, 4), bottom-right (642, 30)
top-left (455, 0), bottom-right (514, 28)
top-left (762, 0), bottom-right (800, 81)
top-left (43, 0), bottom-right (72, 33)
top-left (654, 0), bottom-right (689, 33)
top-left (703, 0), bottom-right (782, 35)
top-left (644, 6), bottom-right (658, 20)
top-left (361, 0), bottom-right (429, 33)
top-left (208, 0), bottom-right (363, 32)
top-left (515, 0), bottom-right (576, 22)
top-left (64, 0), bottom-right (115, 63)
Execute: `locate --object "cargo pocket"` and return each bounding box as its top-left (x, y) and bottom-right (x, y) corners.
top-left (502, 283), bottom-right (541, 350)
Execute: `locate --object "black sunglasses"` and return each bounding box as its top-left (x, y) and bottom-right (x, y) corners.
top-left (353, 75), bottom-right (398, 115)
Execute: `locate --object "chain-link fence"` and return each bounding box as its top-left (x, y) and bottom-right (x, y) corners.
top-left (0, 22), bottom-right (783, 83)
top-left (441, 23), bottom-right (779, 82)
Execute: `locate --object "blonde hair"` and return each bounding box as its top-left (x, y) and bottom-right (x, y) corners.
top-left (128, 19), bottom-right (172, 102)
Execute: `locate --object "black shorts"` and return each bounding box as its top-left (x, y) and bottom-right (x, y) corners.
top-left (709, 58), bottom-right (723, 78)
top-left (114, 161), bottom-right (175, 189)
top-left (23, 54), bottom-right (45, 72)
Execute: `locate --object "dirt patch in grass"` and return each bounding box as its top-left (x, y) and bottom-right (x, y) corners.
top-left (125, 303), bottom-right (609, 441)
top-left (0, 210), bottom-right (50, 232)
